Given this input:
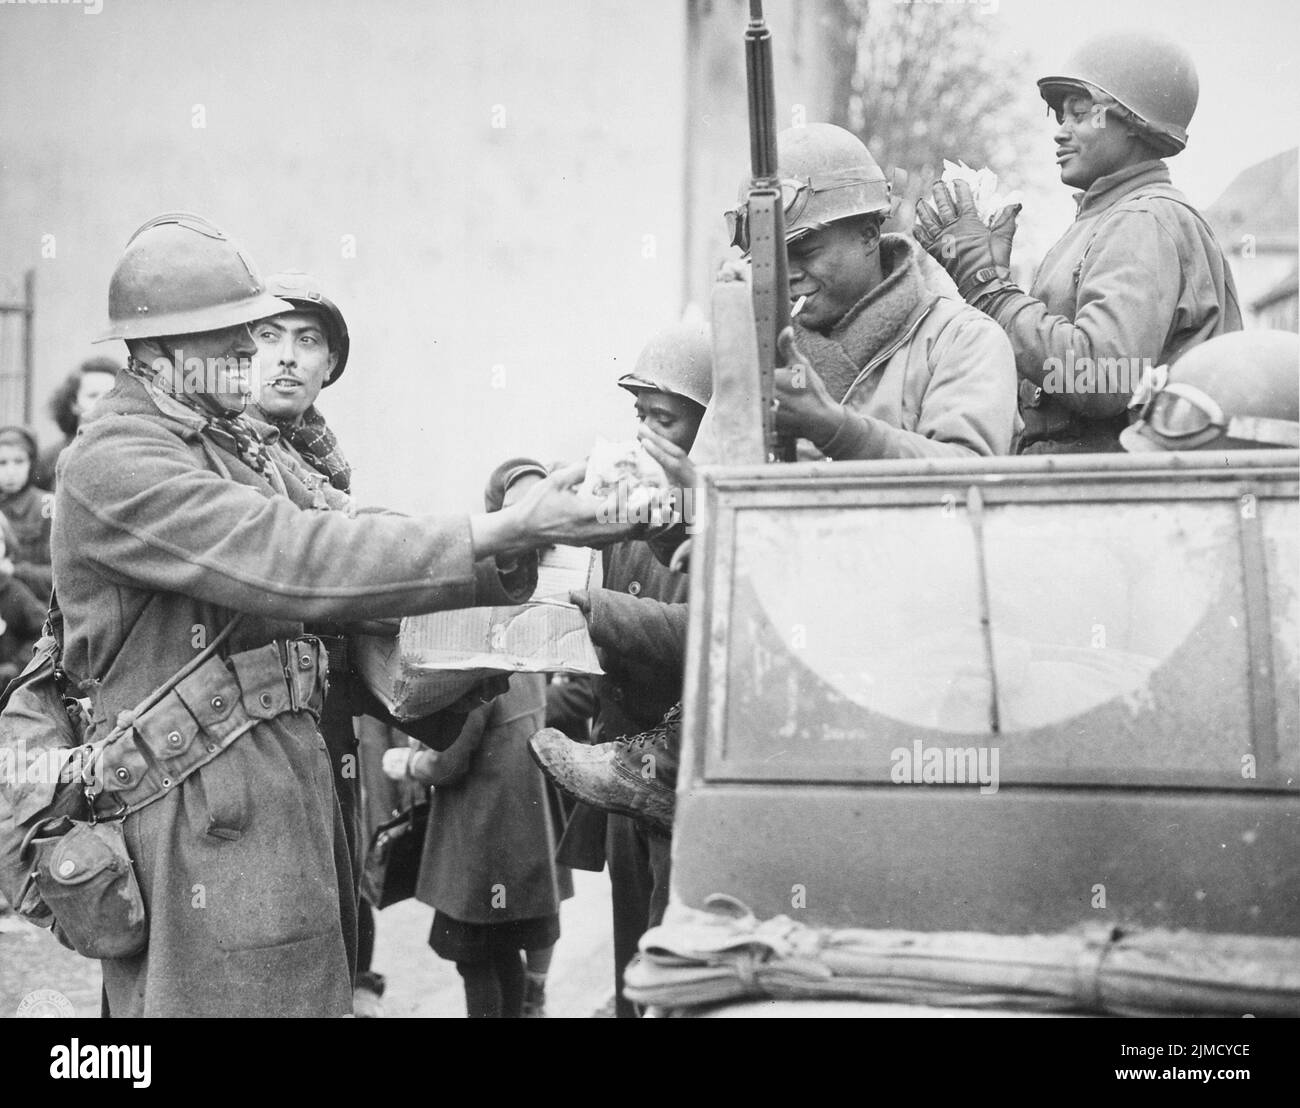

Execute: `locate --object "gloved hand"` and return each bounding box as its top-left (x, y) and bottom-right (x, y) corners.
top-left (988, 202), bottom-right (1021, 272)
top-left (914, 180), bottom-right (1018, 300)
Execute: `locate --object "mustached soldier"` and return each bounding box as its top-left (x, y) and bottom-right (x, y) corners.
top-left (26, 213), bottom-right (624, 1017)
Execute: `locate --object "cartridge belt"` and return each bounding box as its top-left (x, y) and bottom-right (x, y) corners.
top-left (85, 636), bottom-right (329, 819)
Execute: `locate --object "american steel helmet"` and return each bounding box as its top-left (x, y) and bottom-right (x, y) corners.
top-left (95, 212), bottom-right (290, 343)
top-left (1122, 330), bottom-right (1300, 453)
top-left (725, 123), bottom-right (891, 251)
top-left (1037, 31), bottom-right (1199, 154)
top-left (618, 322), bottom-right (713, 410)
top-left (263, 271), bottom-right (351, 386)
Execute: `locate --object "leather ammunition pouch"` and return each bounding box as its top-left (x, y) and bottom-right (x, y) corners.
top-left (85, 635), bottom-right (329, 820)
top-left (4, 633), bottom-right (328, 960)
top-left (26, 817), bottom-right (148, 959)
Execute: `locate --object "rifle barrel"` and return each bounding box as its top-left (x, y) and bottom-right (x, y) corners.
top-left (745, 4), bottom-right (779, 179)
top-left (743, 0), bottom-right (797, 463)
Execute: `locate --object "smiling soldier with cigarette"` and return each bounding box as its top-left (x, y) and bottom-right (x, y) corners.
top-left (717, 123), bottom-right (1021, 462)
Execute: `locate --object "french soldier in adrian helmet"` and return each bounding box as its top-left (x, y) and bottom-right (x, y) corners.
top-left (7, 213), bottom-right (628, 1018)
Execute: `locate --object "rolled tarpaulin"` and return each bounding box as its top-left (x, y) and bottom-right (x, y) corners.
top-left (623, 896), bottom-right (1300, 1016)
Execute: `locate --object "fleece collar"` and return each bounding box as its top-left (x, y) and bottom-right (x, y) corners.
top-left (794, 234), bottom-right (951, 401)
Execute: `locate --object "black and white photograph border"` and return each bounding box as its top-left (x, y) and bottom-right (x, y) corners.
top-left (0, 0), bottom-right (1297, 1044)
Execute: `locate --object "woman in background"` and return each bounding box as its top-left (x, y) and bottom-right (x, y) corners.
top-left (34, 357), bottom-right (120, 489)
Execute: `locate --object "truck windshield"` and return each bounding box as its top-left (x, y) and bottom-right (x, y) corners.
top-left (717, 496), bottom-right (1298, 788)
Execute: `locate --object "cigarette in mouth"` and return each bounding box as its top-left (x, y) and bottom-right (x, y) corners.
top-left (792, 295), bottom-right (807, 318)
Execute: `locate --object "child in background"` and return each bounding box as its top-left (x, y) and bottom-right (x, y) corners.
top-left (0, 513), bottom-right (45, 686)
top-left (384, 674), bottom-right (572, 1018)
top-left (0, 427), bottom-right (55, 600)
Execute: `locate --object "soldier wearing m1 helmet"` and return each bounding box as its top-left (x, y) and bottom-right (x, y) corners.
top-left (251, 271), bottom-right (353, 491)
top-left (706, 123), bottom-right (1019, 463)
top-left (1122, 330), bottom-right (1300, 454)
top-left (533, 321), bottom-right (711, 1017)
top-left (3, 212), bottom-right (629, 1018)
top-left (915, 30), bottom-right (1242, 454)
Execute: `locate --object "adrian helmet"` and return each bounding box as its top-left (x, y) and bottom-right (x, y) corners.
top-left (95, 212), bottom-right (290, 343)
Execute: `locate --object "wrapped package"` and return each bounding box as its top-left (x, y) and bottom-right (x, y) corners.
top-left (355, 603), bottom-right (603, 720)
top-left (581, 438), bottom-right (674, 526)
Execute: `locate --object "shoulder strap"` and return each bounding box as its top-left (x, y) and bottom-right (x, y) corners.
top-left (1076, 186), bottom-right (1218, 279)
top-left (40, 587), bottom-right (241, 723)
top-left (122, 614), bottom-right (242, 723)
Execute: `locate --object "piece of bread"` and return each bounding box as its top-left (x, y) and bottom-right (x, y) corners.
top-left (581, 438), bottom-right (672, 522)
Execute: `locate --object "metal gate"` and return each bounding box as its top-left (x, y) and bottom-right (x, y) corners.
top-left (0, 270), bottom-right (36, 424)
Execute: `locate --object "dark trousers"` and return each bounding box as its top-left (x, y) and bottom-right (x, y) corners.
top-left (319, 692), bottom-right (361, 887)
top-left (606, 814), bottom-right (671, 1018)
top-left (319, 691), bottom-right (361, 986)
top-left (457, 951), bottom-right (527, 1018)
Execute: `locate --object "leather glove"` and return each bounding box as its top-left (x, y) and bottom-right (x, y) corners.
top-left (914, 180), bottom-right (1017, 300)
top-left (988, 201), bottom-right (1021, 272)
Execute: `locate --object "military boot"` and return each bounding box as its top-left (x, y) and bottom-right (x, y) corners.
top-left (529, 705), bottom-right (681, 836)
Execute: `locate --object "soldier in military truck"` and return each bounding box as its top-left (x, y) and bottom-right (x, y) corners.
top-left (705, 122), bottom-right (1021, 464)
top-left (531, 123), bottom-right (1025, 835)
top-left (1121, 330), bottom-right (1299, 455)
top-left (915, 30), bottom-right (1242, 454)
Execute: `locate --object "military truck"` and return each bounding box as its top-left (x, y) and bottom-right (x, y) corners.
top-left (613, 1), bottom-right (1298, 1018)
top-left (624, 447), bottom-right (1299, 1016)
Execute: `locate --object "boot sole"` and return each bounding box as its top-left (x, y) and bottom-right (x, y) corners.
top-left (528, 732), bottom-right (674, 837)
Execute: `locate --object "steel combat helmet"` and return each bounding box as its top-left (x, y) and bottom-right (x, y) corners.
top-left (263, 271), bottom-right (351, 386)
top-left (618, 322), bottom-right (713, 410)
top-left (1037, 31), bottom-right (1199, 155)
top-left (725, 123), bottom-right (891, 252)
top-left (1122, 331), bottom-right (1300, 453)
top-left (95, 212), bottom-right (290, 343)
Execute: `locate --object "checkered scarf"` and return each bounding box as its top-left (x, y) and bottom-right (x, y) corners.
top-left (270, 405), bottom-right (352, 494)
top-left (123, 351), bottom-right (275, 480)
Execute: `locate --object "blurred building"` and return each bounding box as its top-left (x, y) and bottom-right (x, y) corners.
top-left (0, 0), bottom-right (851, 513)
top-left (1205, 148), bottom-right (1299, 332)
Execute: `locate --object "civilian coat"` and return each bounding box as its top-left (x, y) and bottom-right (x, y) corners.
top-left (415, 674), bottom-right (572, 923)
top-left (0, 485), bottom-right (55, 599)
